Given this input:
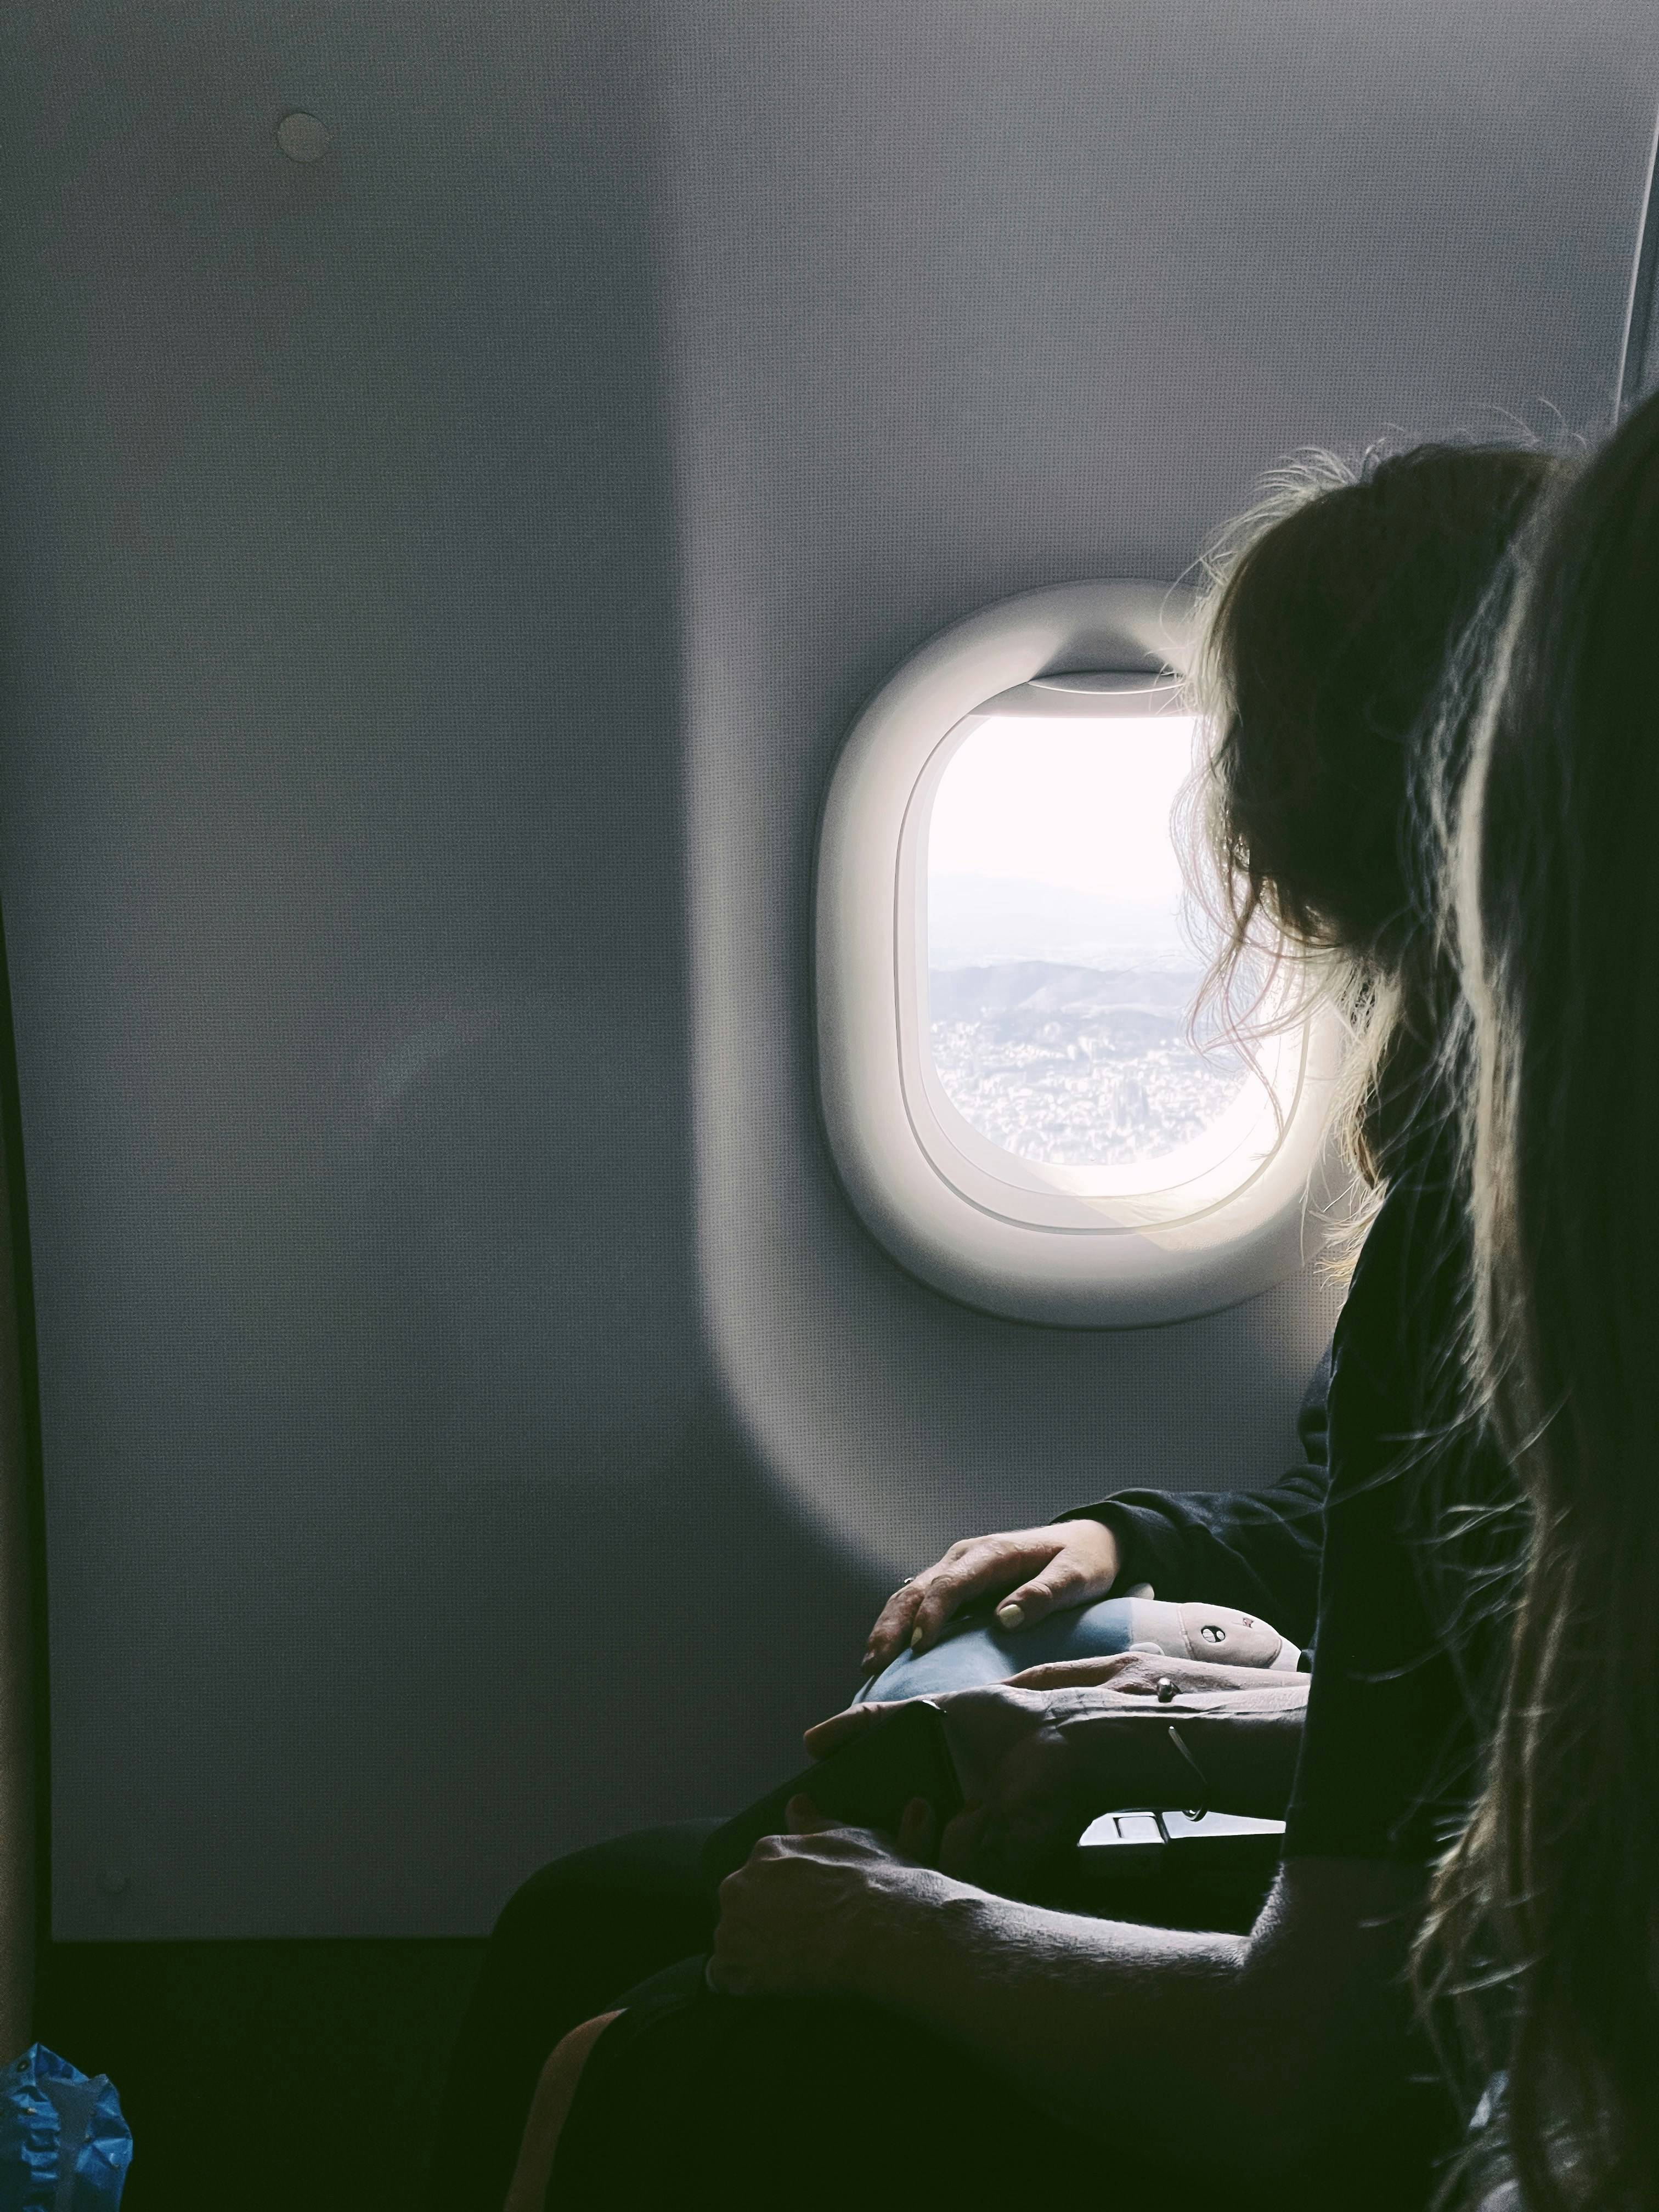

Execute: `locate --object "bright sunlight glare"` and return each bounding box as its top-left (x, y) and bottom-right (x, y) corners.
top-left (927, 712), bottom-right (1199, 904)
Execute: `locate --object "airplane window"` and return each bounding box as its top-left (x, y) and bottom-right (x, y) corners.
top-left (816, 581), bottom-right (1343, 1327)
top-left (924, 696), bottom-right (1252, 1179)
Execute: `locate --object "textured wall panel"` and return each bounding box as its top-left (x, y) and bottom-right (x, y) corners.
top-left (674, 0), bottom-right (1659, 1562)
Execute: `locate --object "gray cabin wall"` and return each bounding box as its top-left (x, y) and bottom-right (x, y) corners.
top-left (0, 0), bottom-right (1654, 1939)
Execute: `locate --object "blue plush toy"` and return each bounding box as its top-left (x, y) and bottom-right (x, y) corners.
top-left (855, 1589), bottom-right (1301, 1705)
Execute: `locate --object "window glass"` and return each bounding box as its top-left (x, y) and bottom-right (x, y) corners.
top-left (925, 711), bottom-right (1255, 1170)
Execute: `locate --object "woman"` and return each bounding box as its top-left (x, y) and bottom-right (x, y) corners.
top-left (1416, 383), bottom-right (1659, 2209)
top-left (861, 430), bottom-right (1562, 1684)
top-left (424, 436), bottom-right (1554, 2212)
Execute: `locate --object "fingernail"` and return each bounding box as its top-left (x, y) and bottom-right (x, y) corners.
top-left (910, 1626), bottom-right (924, 1650)
top-left (861, 1652), bottom-right (876, 1673)
top-left (996, 1602), bottom-right (1025, 1629)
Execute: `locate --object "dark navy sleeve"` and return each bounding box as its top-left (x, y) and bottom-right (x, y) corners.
top-left (1048, 1349), bottom-right (1331, 1649)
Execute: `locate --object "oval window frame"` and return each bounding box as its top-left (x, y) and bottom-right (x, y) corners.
top-left (814, 578), bottom-right (1346, 1327)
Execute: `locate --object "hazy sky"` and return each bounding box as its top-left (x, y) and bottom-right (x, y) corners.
top-left (927, 712), bottom-right (1199, 905)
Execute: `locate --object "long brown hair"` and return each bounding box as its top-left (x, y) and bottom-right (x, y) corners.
top-left (1417, 387), bottom-right (1659, 2210)
top-left (1181, 440), bottom-right (1558, 1227)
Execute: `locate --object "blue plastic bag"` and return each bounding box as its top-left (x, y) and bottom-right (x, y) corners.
top-left (0, 2045), bottom-right (131, 2209)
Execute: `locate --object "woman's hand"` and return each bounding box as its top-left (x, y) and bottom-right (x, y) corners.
top-left (705, 1796), bottom-right (940, 1999)
top-left (861, 1520), bottom-right (1122, 1673)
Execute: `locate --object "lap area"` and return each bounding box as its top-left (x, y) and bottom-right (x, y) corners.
top-left (420, 1822), bottom-right (720, 2212)
top-left (552, 1981), bottom-right (1148, 2205)
top-left (550, 1973), bottom-right (1448, 2211)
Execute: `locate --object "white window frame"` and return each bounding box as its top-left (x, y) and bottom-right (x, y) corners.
top-left (814, 579), bottom-right (1346, 1327)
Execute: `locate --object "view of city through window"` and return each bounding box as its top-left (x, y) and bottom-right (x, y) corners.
top-left (926, 712), bottom-right (1253, 1170)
